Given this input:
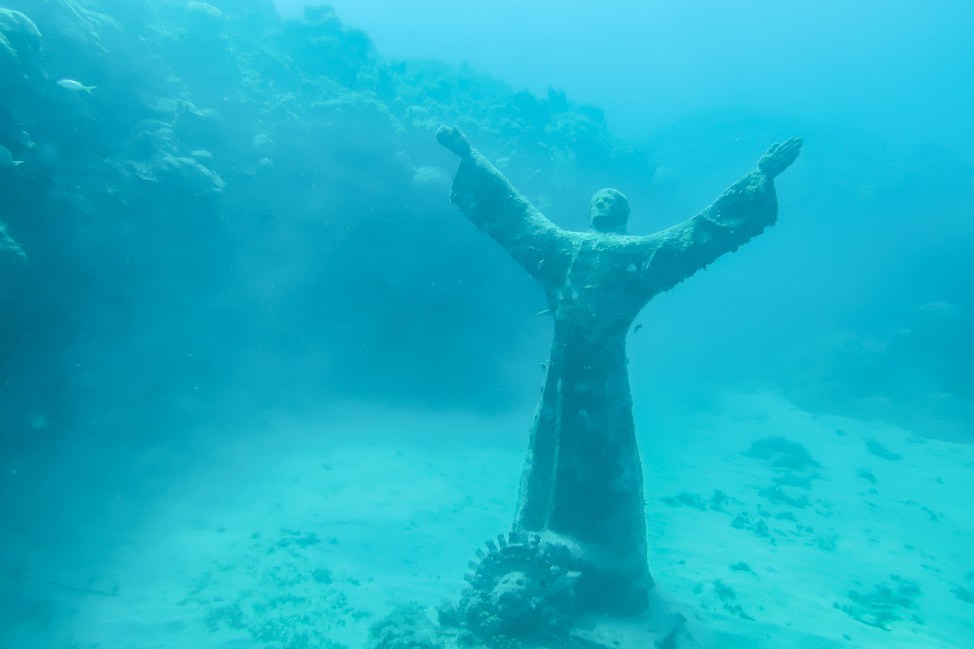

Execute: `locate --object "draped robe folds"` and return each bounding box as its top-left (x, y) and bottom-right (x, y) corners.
top-left (443, 134), bottom-right (794, 614)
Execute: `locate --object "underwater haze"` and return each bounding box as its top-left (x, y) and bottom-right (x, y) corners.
top-left (1, 1), bottom-right (972, 648)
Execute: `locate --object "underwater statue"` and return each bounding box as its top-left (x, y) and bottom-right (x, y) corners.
top-left (431, 125), bottom-right (800, 646)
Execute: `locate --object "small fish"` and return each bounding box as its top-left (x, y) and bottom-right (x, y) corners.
top-left (0, 145), bottom-right (24, 168)
top-left (57, 78), bottom-right (96, 94)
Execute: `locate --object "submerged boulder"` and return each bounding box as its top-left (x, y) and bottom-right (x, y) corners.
top-left (0, 221), bottom-right (27, 264)
top-left (0, 8), bottom-right (42, 81)
top-left (156, 153), bottom-right (226, 198)
top-left (368, 604), bottom-right (445, 649)
top-left (0, 8), bottom-right (41, 58)
top-left (119, 152), bottom-right (226, 200)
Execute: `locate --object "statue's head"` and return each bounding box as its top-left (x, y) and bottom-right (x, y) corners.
top-left (589, 188), bottom-right (630, 234)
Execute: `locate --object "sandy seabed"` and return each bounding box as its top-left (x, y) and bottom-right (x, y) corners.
top-left (3, 391), bottom-right (972, 649)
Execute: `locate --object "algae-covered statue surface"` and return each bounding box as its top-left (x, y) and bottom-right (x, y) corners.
top-left (430, 125), bottom-right (801, 646)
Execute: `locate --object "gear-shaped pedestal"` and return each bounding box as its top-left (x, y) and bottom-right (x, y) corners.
top-left (443, 531), bottom-right (580, 648)
top-left (429, 533), bottom-right (698, 649)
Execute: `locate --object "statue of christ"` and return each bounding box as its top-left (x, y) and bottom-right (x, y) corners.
top-left (438, 125), bottom-right (801, 614)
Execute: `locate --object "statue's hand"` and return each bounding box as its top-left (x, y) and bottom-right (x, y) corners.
top-left (758, 137), bottom-right (803, 179)
top-left (436, 125), bottom-right (472, 158)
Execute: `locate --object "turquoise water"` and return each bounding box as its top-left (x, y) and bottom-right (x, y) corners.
top-left (1, 2), bottom-right (971, 648)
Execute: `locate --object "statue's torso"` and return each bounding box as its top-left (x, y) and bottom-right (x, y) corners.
top-left (545, 233), bottom-right (651, 338)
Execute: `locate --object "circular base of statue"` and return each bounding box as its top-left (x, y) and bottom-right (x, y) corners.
top-left (367, 532), bottom-right (701, 649)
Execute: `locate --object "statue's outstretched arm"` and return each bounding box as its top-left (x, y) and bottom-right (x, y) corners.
top-left (634, 137), bottom-right (802, 297)
top-left (437, 126), bottom-right (570, 287)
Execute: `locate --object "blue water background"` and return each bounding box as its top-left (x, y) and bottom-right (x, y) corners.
top-left (272, 0), bottom-right (974, 439)
top-left (0, 0), bottom-right (972, 644)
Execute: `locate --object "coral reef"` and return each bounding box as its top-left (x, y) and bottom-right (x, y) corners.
top-left (0, 0), bottom-right (653, 437)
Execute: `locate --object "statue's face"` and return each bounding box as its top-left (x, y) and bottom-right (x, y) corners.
top-left (589, 188), bottom-right (630, 234)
